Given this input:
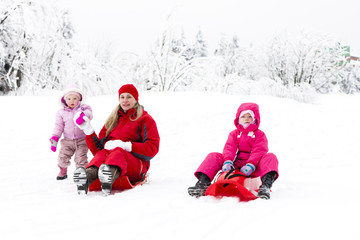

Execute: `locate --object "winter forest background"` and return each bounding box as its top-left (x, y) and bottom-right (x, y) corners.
top-left (2, 1), bottom-right (360, 239)
top-left (1, 0), bottom-right (360, 102)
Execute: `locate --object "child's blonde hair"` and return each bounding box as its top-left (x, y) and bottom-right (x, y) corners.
top-left (104, 102), bottom-right (143, 137)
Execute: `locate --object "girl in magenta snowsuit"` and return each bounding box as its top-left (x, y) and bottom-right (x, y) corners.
top-left (188, 102), bottom-right (279, 199)
top-left (50, 85), bottom-right (93, 180)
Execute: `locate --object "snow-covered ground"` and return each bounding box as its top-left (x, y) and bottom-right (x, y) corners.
top-left (1, 92), bottom-right (359, 239)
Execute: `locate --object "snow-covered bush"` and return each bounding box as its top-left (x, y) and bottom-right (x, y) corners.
top-left (0, 0), bottom-right (74, 95)
top-left (265, 33), bottom-right (350, 94)
top-left (1, 3), bottom-right (357, 102)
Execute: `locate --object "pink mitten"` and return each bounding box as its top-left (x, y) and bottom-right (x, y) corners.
top-left (222, 160), bottom-right (234, 172)
top-left (49, 136), bottom-right (59, 152)
top-left (75, 112), bottom-right (85, 125)
top-left (240, 163), bottom-right (256, 176)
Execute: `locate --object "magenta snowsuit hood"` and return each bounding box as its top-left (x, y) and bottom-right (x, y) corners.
top-left (52, 86), bottom-right (93, 140)
top-left (223, 102), bottom-right (268, 167)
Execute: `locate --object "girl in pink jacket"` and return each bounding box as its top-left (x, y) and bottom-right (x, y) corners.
top-left (188, 102), bottom-right (279, 199)
top-left (50, 85), bottom-right (93, 180)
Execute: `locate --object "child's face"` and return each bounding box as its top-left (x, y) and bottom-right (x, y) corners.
top-left (239, 113), bottom-right (253, 124)
top-left (119, 93), bottom-right (137, 112)
top-left (65, 94), bottom-right (80, 109)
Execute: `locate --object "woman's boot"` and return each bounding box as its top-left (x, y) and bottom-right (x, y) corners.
top-left (98, 164), bottom-right (121, 196)
top-left (73, 166), bottom-right (98, 195)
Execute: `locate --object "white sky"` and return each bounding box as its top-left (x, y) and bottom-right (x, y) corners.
top-left (60, 0), bottom-right (360, 56)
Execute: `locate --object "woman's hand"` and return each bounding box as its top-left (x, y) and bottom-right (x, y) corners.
top-left (104, 140), bottom-right (132, 152)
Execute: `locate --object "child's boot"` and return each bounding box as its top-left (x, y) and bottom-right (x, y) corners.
top-left (98, 164), bottom-right (120, 196)
top-left (188, 172), bottom-right (211, 197)
top-left (258, 171), bottom-right (276, 200)
top-left (56, 165), bottom-right (68, 180)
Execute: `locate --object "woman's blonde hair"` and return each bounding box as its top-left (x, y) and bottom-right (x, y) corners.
top-left (104, 102), bottom-right (143, 137)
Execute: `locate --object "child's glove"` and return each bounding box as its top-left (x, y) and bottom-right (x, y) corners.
top-left (222, 160), bottom-right (234, 172)
top-left (104, 140), bottom-right (132, 152)
top-left (75, 112), bottom-right (85, 125)
top-left (49, 136), bottom-right (59, 152)
top-left (73, 112), bottom-right (94, 135)
top-left (240, 163), bottom-right (256, 176)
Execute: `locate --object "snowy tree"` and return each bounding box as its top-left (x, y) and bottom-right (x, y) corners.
top-left (143, 27), bottom-right (204, 92)
top-left (67, 41), bottom-right (141, 96)
top-left (176, 29), bottom-right (195, 62)
top-left (0, 0), bottom-right (75, 95)
top-left (348, 64), bottom-right (360, 93)
top-left (212, 35), bottom-right (237, 93)
top-left (338, 61), bottom-right (360, 94)
top-left (170, 29), bottom-right (186, 55)
top-left (234, 44), bottom-right (264, 81)
top-left (213, 35), bottom-right (261, 93)
top-left (265, 33), bottom-right (349, 93)
top-left (214, 35), bottom-right (239, 78)
top-left (192, 29), bottom-right (208, 59)
top-left (266, 36), bottom-right (292, 85)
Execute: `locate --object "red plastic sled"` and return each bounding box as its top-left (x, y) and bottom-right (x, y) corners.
top-left (89, 174), bottom-right (147, 192)
top-left (205, 169), bottom-right (261, 202)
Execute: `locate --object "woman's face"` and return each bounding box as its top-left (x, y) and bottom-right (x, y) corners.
top-left (119, 93), bottom-right (137, 111)
top-left (239, 113), bottom-right (253, 124)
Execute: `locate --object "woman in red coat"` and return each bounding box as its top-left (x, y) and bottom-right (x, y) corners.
top-left (73, 84), bottom-right (160, 196)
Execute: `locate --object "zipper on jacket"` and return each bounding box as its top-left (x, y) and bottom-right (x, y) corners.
top-left (139, 161), bottom-right (143, 176)
top-left (237, 132), bottom-right (242, 138)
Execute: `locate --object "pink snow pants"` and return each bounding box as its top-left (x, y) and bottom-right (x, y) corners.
top-left (195, 152), bottom-right (279, 181)
top-left (86, 148), bottom-right (149, 183)
top-left (58, 138), bottom-right (88, 168)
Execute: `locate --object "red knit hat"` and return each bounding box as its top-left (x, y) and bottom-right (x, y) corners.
top-left (118, 84), bottom-right (139, 101)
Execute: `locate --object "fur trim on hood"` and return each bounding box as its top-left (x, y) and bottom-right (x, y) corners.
top-left (59, 84), bottom-right (86, 107)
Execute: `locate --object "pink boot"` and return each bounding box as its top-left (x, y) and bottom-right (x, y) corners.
top-left (57, 165), bottom-right (68, 180)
